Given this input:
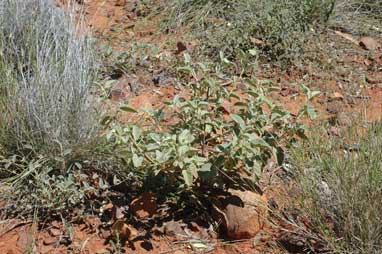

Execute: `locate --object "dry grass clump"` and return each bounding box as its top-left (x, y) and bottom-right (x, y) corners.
top-left (292, 123), bottom-right (382, 253)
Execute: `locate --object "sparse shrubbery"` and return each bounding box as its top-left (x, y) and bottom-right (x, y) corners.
top-left (163, 0), bottom-right (335, 63)
top-left (292, 123), bottom-right (382, 253)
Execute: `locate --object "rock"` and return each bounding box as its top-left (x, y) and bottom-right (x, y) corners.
top-left (359, 37), bottom-right (381, 51)
top-left (111, 220), bottom-right (138, 240)
top-left (130, 192), bottom-right (157, 219)
top-left (43, 236), bottom-right (57, 246)
top-left (214, 190), bottom-right (267, 240)
top-left (175, 41), bottom-right (188, 55)
top-left (326, 102), bottom-right (339, 114)
top-left (163, 221), bottom-right (186, 238)
top-left (334, 31), bottom-right (358, 45)
top-left (51, 221), bottom-right (60, 229)
top-left (16, 231), bottom-right (34, 249)
top-left (110, 80), bottom-right (128, 102)
top-left (96, 249), bottom-right (110, 254)
top-left (173, 251), bottom-right (187, 254)
top-left (330, 92), bottom-right (344, 101)
top-left (48, 228), bottom-right (61, 237)
top-left (328, 126), bottom-right (340, 136)
top-left (115, 0), bottom-right (126, 6)
top-left (40, 244), bottom-right (55, 254)
top-left (366, 73), bottom-right (382, 85)
top-left (99, 228), bottom-right (111, 240)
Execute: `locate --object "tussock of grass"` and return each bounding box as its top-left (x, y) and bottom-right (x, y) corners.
top-left (0, 0), bottom-right (101, 217)
top-left (292, 123), bottom-right (382, 253)
top-left (0, 0), bottom-right (99, 158)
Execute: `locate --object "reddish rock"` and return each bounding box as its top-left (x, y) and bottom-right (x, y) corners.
top-left (48, 228), bottom-right (61, 237)
top-left (163, 220), bottom-right (186, 238)
top-left (366, 73), bottom-right (382, 85)
top-left (111, 220), bottom-right (138, 240)
top-left (115, 0), bottom-right (126, 6)
top-left (130, 192), bottom-right (157, 219)
top-left (216, 190), bottom-right (268, 240)
top-left (16, 231), bottom-right (34, 249)
top-left (43, 236), bottom-right (57, 246)
top-left (359, 37), bottom-right (381, 51)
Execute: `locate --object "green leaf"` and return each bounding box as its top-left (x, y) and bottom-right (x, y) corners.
top-left (301, 84), bottom-right (310, 95)
top-left (101, 116), bottom-right (113, 125)
top-left (304, 104), bottom-right (318, 119)
top-left (120, 105), bottom-right (137, 113)
top-left (178, 130), bottom-right (194, 144)
top-left (182, 169), bottom-right (193, 186)
top-left (231, 114), bottom-right (245, 129)
top-left (132, 126), bottom-right (141, 141)
top-left (309, 90), bottom-right (321, 100)
top-left (248, 49), bottom-right (257, 56)
top-left (184, 53), bottom-right (191, 63)
top-left (132, 154), bottom-right (144, 167)
top-left (113, 175), bottom-right (122, 185)
top-left (200, 163), bottom-right (212, 172)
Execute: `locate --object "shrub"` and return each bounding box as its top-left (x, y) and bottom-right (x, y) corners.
top-left (0, 0), bottom-right (99, 159)
top-left (163, 0), bottom-right (335, 63)
top-left (292, 123), bottom-right (382, 253)
top-left (103, 54), bottom-right (314, 200)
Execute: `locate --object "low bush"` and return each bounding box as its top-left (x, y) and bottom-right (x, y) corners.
top-left (292, 123), bottom-right (382, 253)
top-left (103, 54), bottom-right (316, 203)
top-left (163, 0), bottom-right (335, 63)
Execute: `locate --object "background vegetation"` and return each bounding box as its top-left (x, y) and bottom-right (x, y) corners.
top-left (163, 0), bottom-right (336, 63)
top-left (292, 123), bottom-right (382, 253)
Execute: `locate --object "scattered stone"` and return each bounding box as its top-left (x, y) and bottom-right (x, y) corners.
top-left (48, 228), bottom-right (61, 237)
top-left (96, 249), bottom-right (110, 254)
top-left (225, 198), bottom-right (267, 239)
top-left (214, 190), bottom-right (268, 240)
top-left (99, 228), bottom-right (112, 240)
top-left (250, 37), bottom-right (265, 45)
top-left (111, 220), bottom-right (138, 240)
top-left (175, 41), bottom-right (188, 55)
top-left (113, 206), bottom-right (125, 220)
top-left (334, 31), bottom-right (358, 45)
top-left (163, 220), bottom-right (186, 238)
top-left (130, 192), bottom-right (157, 219)
top-left (115, 0), bottom-right (126, 6)
top-left (43, 237), bottom-right (57, 246)
top-left (330, 92), bottom-right (344, 101)
top-left (40, 244), bottom-right (55, 254)
top-left (366, 73), bottom-right (382, 85)
top-left (326, 102), bottom-right (339, 114)
top-left (16, 231), bottom-right (34, 249)
top-left (328, 126), bottom-right (340, 136)
top-left (359, 37), bottom-right (381, 51)
top-left (173, 251), bottom-right (186, 254)
top-left (51, 221), bottom-right (60, 229)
